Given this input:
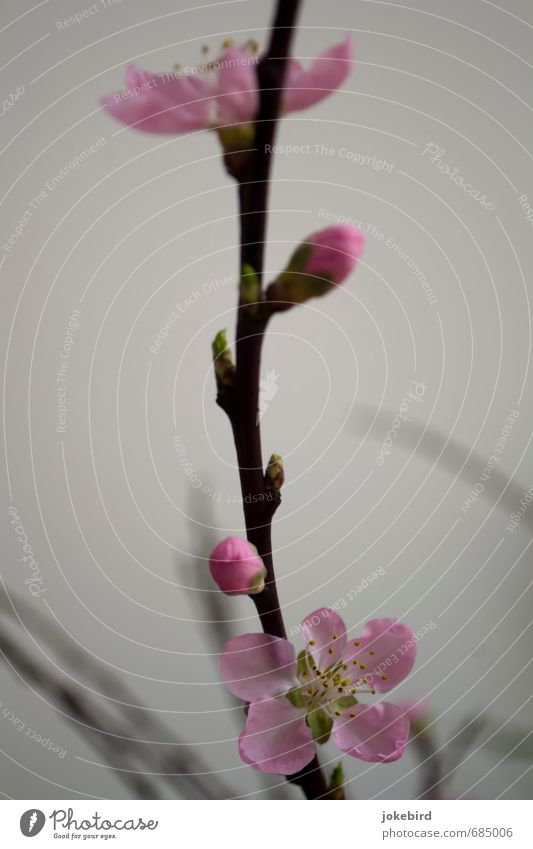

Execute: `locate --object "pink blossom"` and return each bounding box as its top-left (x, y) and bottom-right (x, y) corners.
top-left (101, 37), bottom-right (353, 135)
top-left (209, 537), bottom-right (266, 596)
top-left (399, 698), bottom-right (429, 726)
top-left (221, 608), bottom-right (416, 774)
top-left (303, 225), bottom-right (365, 284)
top-left (267, 225), bottom-right (365, 305)
top-left (282, 35), bottom-right (353, 113)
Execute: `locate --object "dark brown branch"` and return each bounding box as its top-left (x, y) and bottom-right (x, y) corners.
top-left (216, 0), bottom-right (328, 800)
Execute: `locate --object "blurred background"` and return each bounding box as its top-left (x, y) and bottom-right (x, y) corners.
top-left (1, 0), bottom-right (532, 799)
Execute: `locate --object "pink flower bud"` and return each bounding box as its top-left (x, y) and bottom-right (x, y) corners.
top-left (303, 225), bottom-right (365, 284)
top-left (209, 537), bottom-right (266, 595)
top-left (267, 225), bottom-right (365, 307)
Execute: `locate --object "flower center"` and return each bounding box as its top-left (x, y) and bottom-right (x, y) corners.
top-left (295, 649), bottom-right (361, 718)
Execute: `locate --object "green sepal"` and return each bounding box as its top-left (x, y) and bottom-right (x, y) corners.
top-left (267, 269), bottom-right (334, 307)
top-left (287, 242), bottom-right (313, 274)
top-left (217, 124), bottom-right (255, 180)
top-left (306, 707), bottom-right (333, 745)
top-left (333, 695), bottom-right (358, 712)
top-left (285, 687), bottom-right (308, 709)
top-left (328, 762), bottom-right (345, 800)
top-left (217, 122), bottom-right (255, 153)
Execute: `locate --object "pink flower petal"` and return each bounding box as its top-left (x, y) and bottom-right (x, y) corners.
top-left (220, 633), bottom-right (296, 701)
top-left (399, 697), bottom-right (428, 725)
top-left (300, 607), bottom-right (347, 671)
top-left (332, 702), bottom-right (410, 762)
top-left (124, 64), bottom-right (154, 90)
top-left (304, 225), bottom-right (365, 284)
top-left (239, 698), bottom-right (315, 774)
top-left (215, 47), bottom-right (259, 125)
top-left (101, 66), bottom-right (213, 134)
top-left (284, 35), bottom-right (353, 113)
top-left (209, 537), bottom-right (266, 596)
top-left (346, 619), bottom-right (417, 693)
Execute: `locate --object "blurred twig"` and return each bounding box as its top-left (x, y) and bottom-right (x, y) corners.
top-left (0, 585), bottom-right (230, 799)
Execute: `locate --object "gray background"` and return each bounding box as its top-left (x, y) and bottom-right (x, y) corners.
top-left (1, 0), bottom-right (532, 800)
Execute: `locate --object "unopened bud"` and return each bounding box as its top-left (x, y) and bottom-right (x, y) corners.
top-left (266, 225), bottom-right (365, 308)
top-left (265, 453), bottom-right (284, 490)
top-left (217, 123), bottom-right (255, 180)
top-left (212, 329), bottom-right (235, 386)
top-left (209, 537), bottom-right (266, 595)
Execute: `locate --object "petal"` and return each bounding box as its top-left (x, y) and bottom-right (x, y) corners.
top-left (345, 619), bottom-right (417, 693)
top-left (215, 47), bottom-right (259, 124)
top-left (300, 608), bottom-right (347, 671)
top-left (239, 698), bottom-right (315, 774)
top-left (304, 225), bottom-right (366, 284)
top-left (220, 633), bottom-right (296, 701)
top-left (209, 537), bottom-right (266, 596)
top-left (124, 63), bottom-right (154, 89)
top-left (284, 35), bottom-right (353, 113)
top-left (101, 69), bottom-right (212, 134)
top-left (398, 697), bottom-right (428, 725)
top-left (333, 702), bottom-right (410, 762)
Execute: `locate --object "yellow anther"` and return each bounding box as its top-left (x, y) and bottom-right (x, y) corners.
top-left (369, 650), bottom-right (376, 656)
top-left (337, 687), bottom-right (343, 693)
top-left (381, 674), bottom-right (388, 681)
top-left (201, 44), bottom-right (209, 54)
top-left (222, 38), bottom-right (235, 48)
top-left (309, 640), bottom-right (316, 646)
top-left (354, 641), bottom-right (361, 646)
top-left (328, 648), bottom-right (334, 655)
top-left (349, 712), bottom-right (356, 718)
top-left (360, 663), bottom-right (366, 670)
top-left (371, 688), bottom-right (376, 695)
top-left (353, 660), bottom-right (358, 666)
top-left (332, 634), bottom-right (338, 640)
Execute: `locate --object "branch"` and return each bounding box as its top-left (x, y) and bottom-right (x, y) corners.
top-left (216, 0), bottom-right (329, 800)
